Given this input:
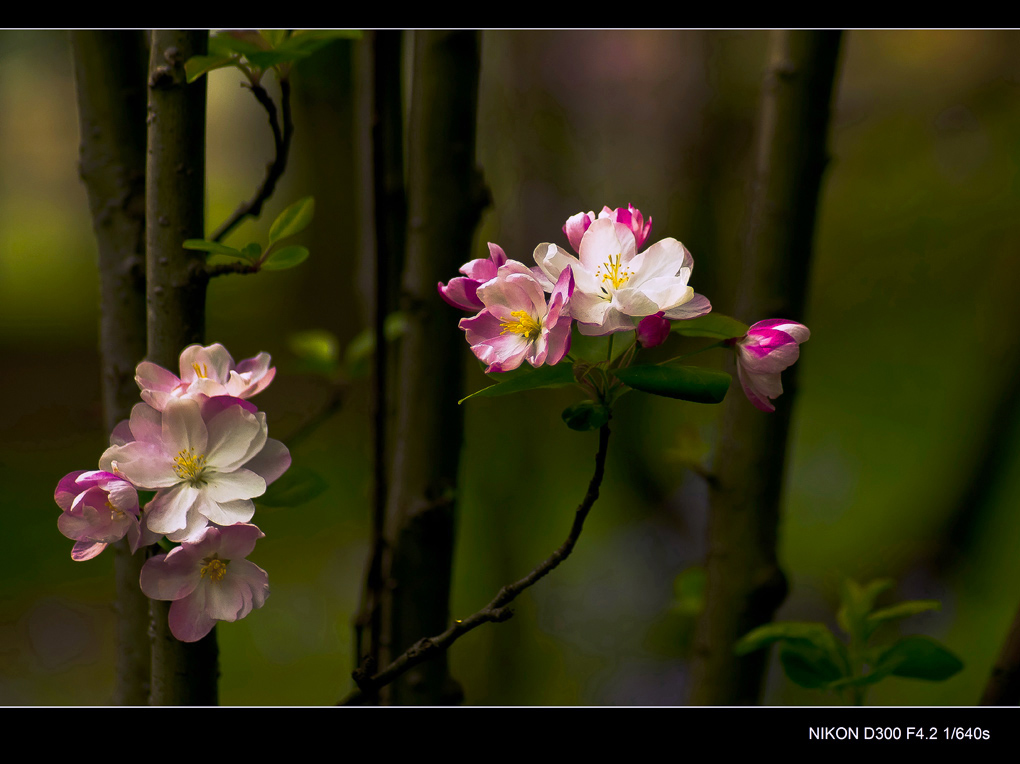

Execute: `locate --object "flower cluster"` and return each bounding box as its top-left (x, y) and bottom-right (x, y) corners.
top-left (54, 344), bottom-right (287, 642)
top-left (439, 204), bottom-right (810, 411)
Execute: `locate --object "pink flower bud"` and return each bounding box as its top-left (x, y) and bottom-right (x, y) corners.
top-left (636, 312), bottom-right (671, 348)
top-left (598, 204), bottom-right (652, 250)
top-left (734, 319), bottom-right (810, 412)
top-left (54, 470), bottom-right (149, 561)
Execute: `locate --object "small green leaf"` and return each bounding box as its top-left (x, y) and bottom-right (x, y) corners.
top-left (261, 245), bottom-right (309, 271)
top-left (670, 313), bottom-right (749, 340)
top-left (561, 401), bottom-right (610, 431)
top-left (874, 636), bottom-right (964, 681)
top-left (612, 364), bottom-right (731, 404)
top-left (261, 29), bottom-right (289, 48)
top-left (245, 50), bottom-right (307, 70)
top-left (290, 329), bottom-right (340, 368)
top-left (780, 642), bottom-right (846, 689)
top-left (735, 622), bottom-right (836, 656)
top-left (183, 239), bottom-right (242, 255)
top-left (269, 197), bottom-right (315, 244)
top-left (838, 577), bottom-right (893, 639)
top-left (210, 32), bottom-right (269, 58)
top-left (241, 242), bottom-right (262, 261)
top-left (184, 55), bottom-right (235, 83)
top-left (206, 254), bottom-right (254, 266)
top-left (258, 466), bottom-right (328, 507)
top-left (459, 364), bottom-right (577, 403)
top-left (866, 600), bottom-right (941, 633)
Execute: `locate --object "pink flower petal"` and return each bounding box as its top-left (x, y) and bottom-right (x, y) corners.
top-left (168, 587), bottom-right (217, 642)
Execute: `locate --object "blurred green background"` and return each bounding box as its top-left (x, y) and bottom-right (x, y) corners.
top-left (2, 30), bottom-right (1019, 705)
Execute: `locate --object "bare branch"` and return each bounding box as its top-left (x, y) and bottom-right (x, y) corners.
top-left (210, 79), bottom-right (293, 243)
top-left (341, 423), bottom-right (612, 705)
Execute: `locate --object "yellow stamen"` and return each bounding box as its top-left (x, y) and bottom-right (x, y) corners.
top-left (499, 310), bottom-right (541, 340)
top-left (173, 447), bottom-right (208, 486)
top-left (105, 498), bottom-right (125, 521)
top-left (594, 253), bottom-right (631, 291)
top-left (192, 362), bottom-right (208, 379)
top-left (200, 557), bottom-right (228, 582)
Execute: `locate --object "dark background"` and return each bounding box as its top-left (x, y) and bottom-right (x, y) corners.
top-left (2, 30), bottom-right (1019, 705)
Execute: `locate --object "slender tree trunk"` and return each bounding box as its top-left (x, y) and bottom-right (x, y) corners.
top-left (71, 29), bottom-right (150, 706)
top-left (689, 30), bottom-right (843, 706)
top-left (377, 30), bottom-right (488, 705)
top-left (144, 29), bottom-right (217, 706)
top-left (353, 30), bottom-right (408, 699)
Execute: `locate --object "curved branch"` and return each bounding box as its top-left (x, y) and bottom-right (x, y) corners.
top-left (210, 79), bottom-right (293, 242)
top-left (205, 261), bottom-right (260, 278)
top-left (341, 423), bottom-right (612, 705)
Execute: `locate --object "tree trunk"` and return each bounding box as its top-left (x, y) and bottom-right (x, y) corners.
top-left (378, 30), bottom-right (488, 705)
top-left (143, 29), bottom-right (217, 706)
top-left (71, 29), bottom-right (150, 706)
top-left (689, 30), bottom-right (843, 706)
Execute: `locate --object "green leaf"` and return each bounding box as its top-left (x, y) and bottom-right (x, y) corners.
top-left (206, 254), bottom-right (254, 267)
top-left (612, 364), bottom-right (731, 404)
top-left (671, 567), bottom-right (706, 616)
top-left (245, 50), bottom-right (307, 70)
top-left (258, 466), bottom-right (328, 507)
top-left (289, 329), bottom-right (340, 368)
top-left (269, 197), bottom-right (315, 244)
top-left (459, 363), bottom-right (577, 403)
top-left (670, 313), bottom-right (749, 340)
top-left (874, 636), bottom-right (964, 681)
top-left (867, 600), bottom-right (941, 625)
top-left (561, 401), bottom-right (610, 431)
top-left (184, 55), bottom-right (235, 83)
top-left (241, 242), bottom-right (262, 261)
top-left (209, 32), bottom-right (269, 58)
top-left (261, 29), bottom-right (289, 48)
top-left (735, 622), bottom-right (837, 656)
top-left (837, 578), bottom-right (893, 640)
top-left (261, 245), bottom-right (309, 271)
top-left (780, 642), bottom-right (845, 689)
top-left (183, 239), bottom-right (242, 255)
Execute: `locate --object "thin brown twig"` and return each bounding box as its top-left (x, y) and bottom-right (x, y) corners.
top-left (210, 78), bottom-right (293, 243)
top-left (340, 423), bottom-right (612, 705)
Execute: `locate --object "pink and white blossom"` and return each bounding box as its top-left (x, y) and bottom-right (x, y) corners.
top-left (459, 261), bottom-right (574, 373)
top-left (733, 319), bottom-right (811, 413)
top-left (99, 397), bottom-right (291, 543)
top-left (140, 523), bottom-right (269, 643)
top-left (636, 312), bottom-right (671, 349)
top-left (437, 242), bottom-right (508, 311)
top-left (54, 470), bottom-right (153, 561)
top-left (562, 204), bottom-right (653, 253)
top-left (535, 217), bottom-right (711, 336)
top-left (135, 344), bottom-right (275, 411)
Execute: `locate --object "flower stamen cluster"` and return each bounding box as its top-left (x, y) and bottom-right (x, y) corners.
top-left (173, 448), bottom-right (208, 486)
top-left (500, 310), bottom-right (542, 339)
